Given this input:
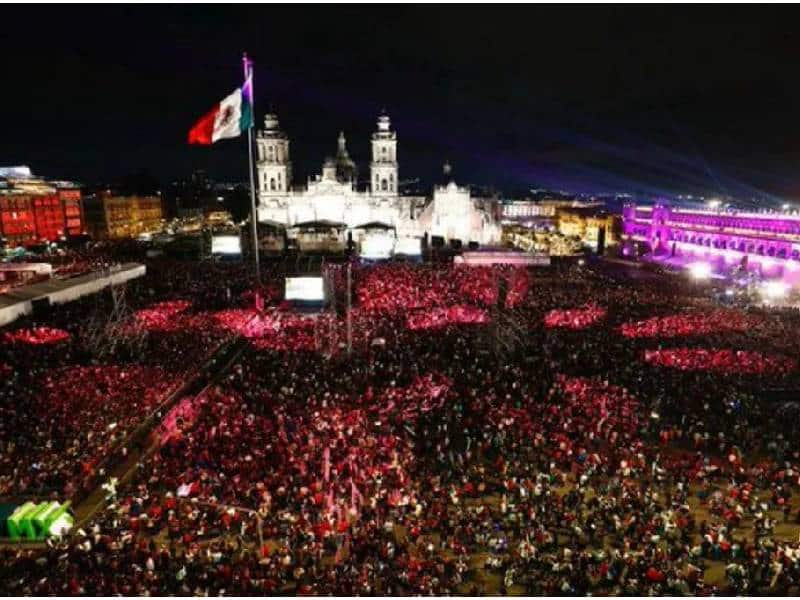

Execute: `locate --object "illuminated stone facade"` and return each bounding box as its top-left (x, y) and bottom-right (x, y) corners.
top-left (557, 206), bottom-right (620, 247)
top-left (84, 195), bottom-right (163, 240)
top-left (0, 169), bottom-right (85, 246)
top-left (623, 203), bottom-right (800, 282)
top-left (256, 112), bottom-right (501, 245)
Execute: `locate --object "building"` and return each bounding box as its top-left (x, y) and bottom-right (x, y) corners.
top-left (84, 194), bottom-right (163, 239)
top-left (501, 199), bottom-right (571, 223)
top-left (256, 112), bottom-right (502, 247)
top-left (0, 194), bottom-right (37, 246)
top-left (0, 167), bottom-right (85, 246)
top-left (500, 198), bottom-right (607, 231)
top-left (622, 203), bottom-right (800, 283)
top-left (57, 186), bottom-right (85, 237)
top-left (426, 174), bottom-right (501, 245)
top-left (557, 205), bottom-right (620, 249)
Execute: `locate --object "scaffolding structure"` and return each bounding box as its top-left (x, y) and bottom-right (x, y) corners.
top-left (84, 271), bottom-right (148, 360)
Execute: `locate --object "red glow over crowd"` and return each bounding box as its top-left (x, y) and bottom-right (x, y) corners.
top-left (132, 300), bottom-right (192, 331)
top-left (3, 326), bottom-right (71, 345)
top-left (5, 252), bottom-right (800, 595)
top-left (543, 304), bottom-right (607, 330)
top-left (620, 309), bottom-right (764, 339)
top-left (212, 308), bottom-right (278, 338)
top-left (643, 348), bottom-right (797, 376)
top-left (354, 263), bottom-right (531, 315)
top-left (248, 313), bottom-right (321, 352)
top-left (406, 305), bottom-right (490, 330)
top-left (0, 365), bottom-right (173, 496)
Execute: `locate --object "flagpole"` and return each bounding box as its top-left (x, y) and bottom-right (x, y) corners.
top-left (243, 52), bottom-right (261, 286)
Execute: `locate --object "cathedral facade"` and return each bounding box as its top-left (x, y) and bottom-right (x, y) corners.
top-left (255, 112), bottom-right (501, 245)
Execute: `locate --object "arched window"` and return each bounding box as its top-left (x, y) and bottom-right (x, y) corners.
top-left (381, 179), bottom-right (388, 191)
top-left (389, 173), bottom-right (394, 191)
top-left (270, 178), bottom-right (276, 191)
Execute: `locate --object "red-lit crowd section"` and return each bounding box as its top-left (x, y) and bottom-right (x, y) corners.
top-left (0, 189), bottom-right (84, 245)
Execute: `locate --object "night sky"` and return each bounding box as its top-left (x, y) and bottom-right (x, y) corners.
top-left (1, 6), bottom-right (799, 202)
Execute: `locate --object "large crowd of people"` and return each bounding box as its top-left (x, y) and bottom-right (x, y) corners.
top-left (0, 248), bottom-right (286, 502)
top-left (4, 252), bottom-right (800, 595)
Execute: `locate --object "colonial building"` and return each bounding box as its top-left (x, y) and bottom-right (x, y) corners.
top-left (256, 112), bottom-right (501, 246)
top-left (0, 167), bottom-right (85, 246)
top-left (83, 194), bottom-right (163, 240)
top-left (556, 205), bottom-right (620, 249)
top-left (623, 203), bottom-right (800, 283)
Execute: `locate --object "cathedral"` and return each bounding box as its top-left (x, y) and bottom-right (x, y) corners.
top-left (255, 112), bottom-right (501, 246)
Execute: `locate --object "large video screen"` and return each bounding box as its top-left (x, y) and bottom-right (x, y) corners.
top-left (395, 236), bottom-right (422, 256)
top-left (285, 277), bottom-right (325, 302)
top-left (361, 234), bottom-right (395, 260)
top-left (211, 235), bottom-right (242, 255)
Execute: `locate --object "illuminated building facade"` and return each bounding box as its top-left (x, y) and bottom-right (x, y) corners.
top-left (0, 195), bottom-right (37, 246)
top-left (0, 168), bottom-right (85, 246)
top-left (553, 206), bottom-right (620, 252)
top-left (84, 194), bottom-right (163, 239)
top-left (58, 187), bottom-right (85, 237)
top-left (500, 199), bottom-right (581, 225)
top-left (256, 112), bottom-right (502, 246)
top-left (623, 203), bottom-right (800, 282)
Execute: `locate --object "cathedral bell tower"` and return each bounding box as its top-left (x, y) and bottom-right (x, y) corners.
top-left (256, 113), bottom-right (292, 197)
top-left (370, 111), bottom-right (398, 196)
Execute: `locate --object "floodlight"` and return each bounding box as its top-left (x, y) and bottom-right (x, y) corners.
top-left (687, 262), bottom-right (711, 280)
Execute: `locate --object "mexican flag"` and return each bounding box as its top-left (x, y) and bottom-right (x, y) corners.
top-left (188, 76), bottom-right (253, 145)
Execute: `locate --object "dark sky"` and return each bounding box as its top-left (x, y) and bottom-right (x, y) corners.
top-left (1, 5), bottom-right (799, 201)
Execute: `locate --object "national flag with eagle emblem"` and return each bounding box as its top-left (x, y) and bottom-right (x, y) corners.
top-left (187, 72), bottom-right (253, 145)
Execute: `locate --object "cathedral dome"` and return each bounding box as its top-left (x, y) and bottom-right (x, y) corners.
top-left (334, 131), bottom-right (358, 183)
